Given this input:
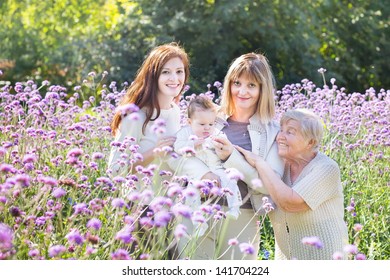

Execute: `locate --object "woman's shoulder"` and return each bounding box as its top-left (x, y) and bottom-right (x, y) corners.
top-left (312, 152), bottom-right (340, 171)
top-left (266, 119), bottom-right (280, 129)
top-left (121, 108), bottom-right (147, 123)
top-left (159, 102), bottom-right (181, 117)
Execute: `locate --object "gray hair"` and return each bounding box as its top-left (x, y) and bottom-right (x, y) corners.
top-left (280, 109), bottom-right (324, 152)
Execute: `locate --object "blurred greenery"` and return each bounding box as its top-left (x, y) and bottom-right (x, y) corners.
top-left (0, 0), bottom-right (389, 93)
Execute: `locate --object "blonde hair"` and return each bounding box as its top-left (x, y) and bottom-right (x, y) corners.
top-left (221, 53), bottom-right (275, 123)
top-left (281, 109), bottom-right (324, 152)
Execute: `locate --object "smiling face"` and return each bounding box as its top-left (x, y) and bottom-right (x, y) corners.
top-left (230, 73), bottom-right (261, 116)
top-left (276, 119), bottom-right (312, 160)
top-left (188, 109), bottom-right (216, 139)
top-left (157, 57), bottom-right (185, 108)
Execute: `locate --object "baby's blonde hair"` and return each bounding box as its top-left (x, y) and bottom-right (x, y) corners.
top-left (187, 96), bottom-right (216, 119)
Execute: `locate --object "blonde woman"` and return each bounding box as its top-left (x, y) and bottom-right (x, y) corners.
top-left (173, 53), bottom-right (284, 259)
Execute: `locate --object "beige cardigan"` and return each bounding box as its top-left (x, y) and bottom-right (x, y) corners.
top-left (269, 152), bottom-right (349, 259)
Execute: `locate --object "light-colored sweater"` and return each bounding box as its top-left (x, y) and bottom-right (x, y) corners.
top-left (108, 103), bottom-right (181, 185)
top-left (174, 125), bottom-right (225, 169)
top-left (269, 152), bottom-right (349, 260)
top-left (169, 112), bottom-right (285, 213)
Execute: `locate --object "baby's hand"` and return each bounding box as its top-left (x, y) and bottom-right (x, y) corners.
top-left (194, 138), bottom-right (205, 148)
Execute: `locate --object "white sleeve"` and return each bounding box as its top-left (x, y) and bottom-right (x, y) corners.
top-left (173, 126), bottom-right (195, 154)
top-left (107, 114), bottom-right (144, 177)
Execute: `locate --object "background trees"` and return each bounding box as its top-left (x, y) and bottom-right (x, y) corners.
top-left (1, 0), bottom-right (388, 93)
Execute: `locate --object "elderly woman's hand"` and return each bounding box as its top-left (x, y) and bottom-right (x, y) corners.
top-left (212, 136), bottom-right (234, 161)
top-left (235, 145), bottom-right (262, 167)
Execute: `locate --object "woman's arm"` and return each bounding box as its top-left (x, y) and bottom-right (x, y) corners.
top-left (108, 114), bottom-right (144, 177)
top-left (212, 136), bottom-right (270, 194)
top-left (235, 146), bottom-right (309, 213)
top-left (138, 136), bottom-right (177, 167)
top-left (108, 113), bottom-right (177, 175)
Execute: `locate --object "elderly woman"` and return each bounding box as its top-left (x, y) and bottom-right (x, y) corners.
top-left (236, 109), bottom-right (349, 260)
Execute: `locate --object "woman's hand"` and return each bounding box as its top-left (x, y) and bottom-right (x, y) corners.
top-left (212, 136), bottom-right (234, 161)
top-left (235, 145), bottom-right (262, 167)
top-left (156, 136), bottom-right (176, 149)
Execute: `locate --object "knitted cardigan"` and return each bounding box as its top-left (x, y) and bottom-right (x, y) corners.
top-left (269, 152), bottom-right (349, 260)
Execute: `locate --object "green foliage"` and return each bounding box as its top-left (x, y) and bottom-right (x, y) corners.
top-left (0, 0), bottom-right (389, 93)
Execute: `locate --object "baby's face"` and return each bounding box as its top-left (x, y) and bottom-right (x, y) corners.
top-left (188, 110), bottom-right (216, 139)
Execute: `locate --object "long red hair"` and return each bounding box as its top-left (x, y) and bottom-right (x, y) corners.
top-left (111, 42), bottom-right (190, 136)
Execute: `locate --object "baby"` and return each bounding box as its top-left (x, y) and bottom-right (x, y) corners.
top-left (174, 95), bottom-right (242, 219)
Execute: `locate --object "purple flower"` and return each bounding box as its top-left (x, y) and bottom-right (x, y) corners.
top-left (66, 229), bottom-right (84, 245)
top-left (28, 249), bottom-right (40, 258)
top-left (86, 246), bottom-right (97, 256)
top-left (52, 188), bottom-right (66, 199)
top-left (150, 120), bottom-right (167, 135)
top-left (261, 196), bottom-right (274, 213)
top-left (353, 223), bottom-right (363, 232)
top-left (127, 191), bottom-right (141, 202)
top-left (171, 203), bottom-right (192, 219)
top-left (0, 147), bottom-right (6, 157)
top-left (225, 168), bottom-right (244, 181)
top-left (183, 85), bottom-right (190, 92)
top-left (112, 198), bottom-right (126, 209)
top-left (22, 154), bottom-right (37, 164)
top-left (0, 163), bottom-right (15, 173)
top-left (15, 174), bottom-right (30, 188)
top-left (154, 211), bottom-right (172, 227)
top-left (213, 81), bottom-right (222, 88)
top-left (301, 236), bottom-right (323, 249)
top-left (228, 238), bottom-right (239, 246)
top-left (0, 223), bottom-right (13, 251)
top-left (174, 224), bottom-right (187, 239)
top-left (167, 184), bottom-right (183, 197)
top-left (115, 104), bottom-right (139, 115)
top-left (139, 217), bottom-right (154, 228)
top-left (38, 176), bottom-right (58, 187)
top-left (92, 152), bottom-right (104, 160)
top-left (113, 176), bottom-right (126, 184)
top-left (67, 148), bottom-right (83, 158)
top-left (332, 251), bottom-right (344, 260)
top-left (239, 243), bottom-right (255, 255)
top-left (178, 146), bottom-right (196, 156)
top-left (48, 245), bottom-right (66, 258)
top-left (124, 215), bottom-right (135, 225)
top-left (140, 253), bottom-right (150, 260)
top-left (9, 206), bottom-right (22, 217)
top-left (111, 249), bottom-right (131, 260)
top-left (73, 203), bottom-right (88, 215)
top-left (86, 218), bottom-right (102, 231)
top-left (191, 211), bottom-right (206, 223)
top-left (355, 253), bottom-right (366, 260)
top-left (343, 244), bottom-right (358, 255)
top-left (317, 68), bottom-right (327, 74)
top-left (115, 227), bottom-right (134, 244)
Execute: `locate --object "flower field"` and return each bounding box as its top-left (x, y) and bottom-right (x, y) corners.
top-left (0, 70), bottom-right (389, 260)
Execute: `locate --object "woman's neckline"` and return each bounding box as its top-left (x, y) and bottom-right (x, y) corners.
top-left (228, 117), bottom-right (250, 124)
